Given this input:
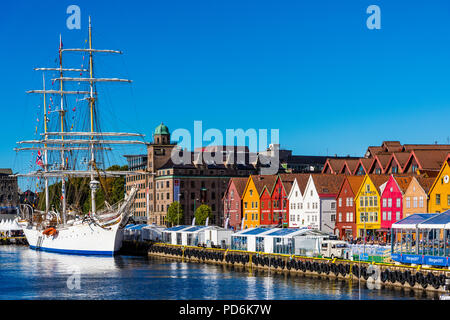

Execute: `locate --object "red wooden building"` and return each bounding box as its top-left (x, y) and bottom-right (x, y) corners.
top-left (335, 175), bottom-right (364, 240)
top-left (222, 177), bottom-right (248, 230)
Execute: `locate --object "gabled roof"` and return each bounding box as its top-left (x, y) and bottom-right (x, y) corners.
top-left (355, 174), bottom-right (390, 197)
top-left (427, 156), bottom-right (450, 196)
top-left (415, 176), bottom-right (436, 194)
top-left (278, 173), bottom-right (310, 194)
top-left (223, 177), bottom-right (249, 200)
top-left (385, 152), bottom-right (411, 173)
top-left (353, 158), bottom-right (374, 175)
top-left (337, 175), bottom-right (365, 198)
top-left (310, 174), bottom-right (345, 197)
top-left (247, 175), bottom-right (278, 196)
top-left (369, 154), bottom-right (391, 173)
top-left (367, 174), bottom-right (390, 190)
top-left (340, 159), bottom-right (360, 174)
top-left (392, 175), bottom-right (413, 194)
top-left (404, 150), bottom-right (450, 172)
top-left (322, 158), bottom-right (346, 174)
top-left (347, 175), bottom-right (365, 195)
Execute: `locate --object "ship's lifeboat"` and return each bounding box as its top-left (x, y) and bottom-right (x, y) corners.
top-left (42, 227), bottom-right (58, 237)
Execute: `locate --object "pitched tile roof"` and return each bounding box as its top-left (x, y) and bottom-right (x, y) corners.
top-left (409, 150), bottom-right (450, 171)
top-left (310, 174), bottom-right (345, 196)
top-left (278, 173), bottom-right (310, 195)
top-left (415, 176), bottom-right (436, 194)
top-left (367, 174), bottom-right (390, 190)
top-left (251, 175), bottom-right (278, 195)
top-left (392, 175), bottom-right (413, 193)
top-left (230, 177), bottom-right (249, 197)
top-left (346, 175), bottom-right (365, 194)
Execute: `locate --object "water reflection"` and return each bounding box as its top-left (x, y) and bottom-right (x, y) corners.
top-left (0, 246), bottom-right (440, 300)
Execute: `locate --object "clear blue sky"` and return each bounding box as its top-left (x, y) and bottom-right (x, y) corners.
top-left (2, 0), bottom-right (450, 180)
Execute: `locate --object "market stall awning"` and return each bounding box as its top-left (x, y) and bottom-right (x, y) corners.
top-left (392, 213), bottom-right (438, 230)
top-left (417, 210), bottom-right (450, 229)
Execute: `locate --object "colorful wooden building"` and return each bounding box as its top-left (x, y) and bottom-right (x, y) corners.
top-left (402, 175), bottom-right (434, 217)
top-left (354, 174), bottom-right (389, 240)
top-left (428, 155), bottom-right (450, 213)
top-left (335, 175), bottom-right (364, 240)
top-left (222, 177), bottom-right (248, 230)
top-left (270, 175), bottom-right (293, 227)
top-left (241, 175), bottom-right (276, 229)
top-left (379, 175), bottom-right (412, 241)
top-left (302, 174), bottom-right (344, 234)
top-left (287, 174), bottom-right (310, 228)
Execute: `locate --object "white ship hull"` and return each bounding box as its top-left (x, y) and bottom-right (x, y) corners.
top-left (21, 221), bottom-right (124, 256)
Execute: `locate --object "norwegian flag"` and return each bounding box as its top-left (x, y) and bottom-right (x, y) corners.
top-left (36, 150), bottom-right (44, 168)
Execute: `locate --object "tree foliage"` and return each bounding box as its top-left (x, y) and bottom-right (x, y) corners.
top-left (194, 204), bottom-right (212, 225)
top-left (166, 201), bottom-right (184, 226)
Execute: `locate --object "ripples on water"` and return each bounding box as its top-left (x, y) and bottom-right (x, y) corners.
top-left (0, 246), bottom-right (439, 300)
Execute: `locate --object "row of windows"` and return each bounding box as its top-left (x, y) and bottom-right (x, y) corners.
top-left (359, 212), bottom-right (378, 223)
top-left (435, 194), bottom-right (450, 206)
top-left (382, 198), bottom-right (401, 208)
top-left (338, 212), bottom-right (354, 223)
top-left (359, 196), bottom-right (378, 208)
top-left (405, 196), bottom-right (424, 209)
top-left (382, 211), bottom-right (401, 221)
top-left (338, 197), bottom-right (354, 207)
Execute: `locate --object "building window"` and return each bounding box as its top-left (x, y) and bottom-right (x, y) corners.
top-left (396, 211), bottom-right (400, 221)
top-left (406, 197), bottom-right (410, 208)
top-left (387, 198), bottom-right (392, 208)
top-left (338, 213), bottom-right (342, 222)
top-left (436, 194), bottom-right (441, 205)
top-left (388, 211), bottom-right (392, 220)
top-left (397, 198), bottom-right (401, 208)
top-left (419, 196), bottom-right (424, 208)
top-left (331, 202), bottom-right (336, 210)
top-left (338, 198), bottom-right (342, 207)
top-left (413, 197), bottom-right (417, 208)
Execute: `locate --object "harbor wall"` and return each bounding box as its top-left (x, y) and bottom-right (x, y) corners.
top-left (148, 243), bottom-right (450, 293)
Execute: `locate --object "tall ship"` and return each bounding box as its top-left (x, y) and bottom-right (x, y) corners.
top-left (14, 17), bottom-right (145, 255)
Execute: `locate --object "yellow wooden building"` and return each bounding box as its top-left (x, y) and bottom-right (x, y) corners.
top-left (354, 174), bottom-right (389, 238)
top-left (241, 175), bottom-right (277, 229)
top-left (428, 156), bottom-right (450, 213)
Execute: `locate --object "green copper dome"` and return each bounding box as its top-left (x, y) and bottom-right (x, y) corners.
top-left (154, 122), bottom-right (170, 135)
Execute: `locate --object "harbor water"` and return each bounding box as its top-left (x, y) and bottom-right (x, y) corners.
top-left (0, 246), bottom-right (440, 300)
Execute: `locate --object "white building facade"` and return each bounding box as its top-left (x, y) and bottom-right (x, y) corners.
top-left (288, 178), bottom-right (304, 228)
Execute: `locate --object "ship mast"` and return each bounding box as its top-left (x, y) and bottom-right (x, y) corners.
top-left (88, 16), bottom-right (100, 215)
top-left (59, 34), bottom-right (67, 224)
